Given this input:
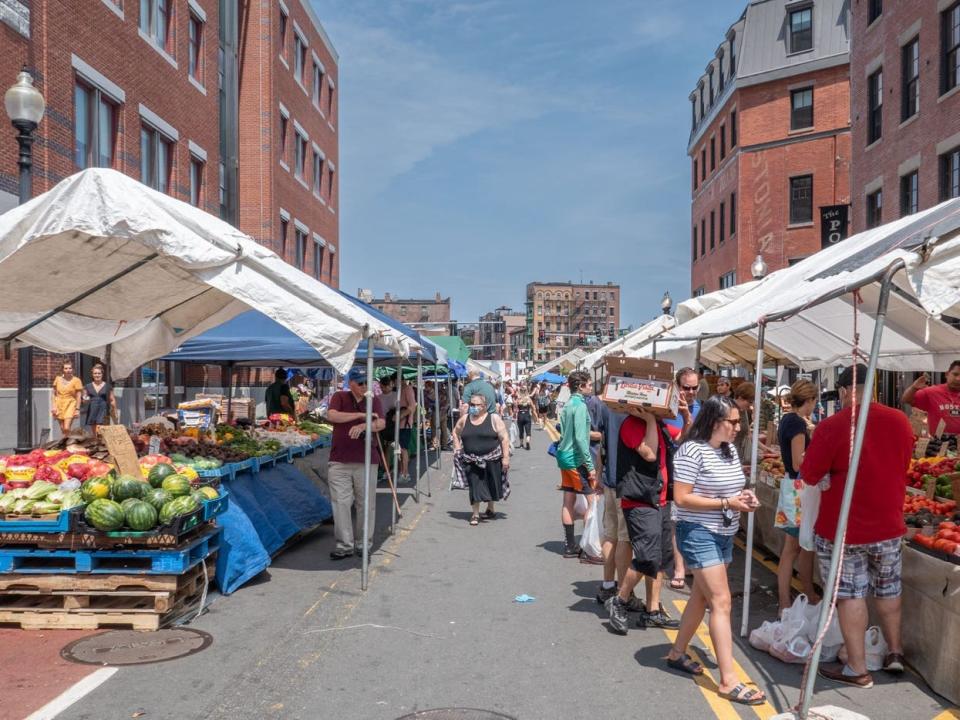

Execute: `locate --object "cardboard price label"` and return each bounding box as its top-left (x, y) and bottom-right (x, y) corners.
top-left (98, 425), bottom-right (144, 479)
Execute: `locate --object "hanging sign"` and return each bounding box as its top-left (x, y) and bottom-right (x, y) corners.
top-left (820, 205), bottom-right (850, 248)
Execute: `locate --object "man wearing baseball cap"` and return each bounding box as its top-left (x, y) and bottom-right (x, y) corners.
top-left (800, 363), bottom-right (913, 688)
top-left (325, 367), bottom-right (385, 560)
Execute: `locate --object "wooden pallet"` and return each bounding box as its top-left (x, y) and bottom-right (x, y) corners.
top-left (0, 521), bottom-right (214, 551)
top-left (0, 557), bottom-right (214, 631)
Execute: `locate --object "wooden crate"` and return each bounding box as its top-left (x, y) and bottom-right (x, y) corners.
top-left (0, 521), bottom-right (214, 551)
top-left (0, 557), bottom-right (214, 631)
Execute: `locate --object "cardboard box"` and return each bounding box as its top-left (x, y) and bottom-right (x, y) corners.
top-left (601, 357), bottom-right (678, 419)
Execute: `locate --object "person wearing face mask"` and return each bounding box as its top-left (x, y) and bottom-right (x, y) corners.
top-left (665, 395), bottom-right (765, 706)
top-left (556, 371), bottom-right (597, 558)
top-left (452, 393), bottom-right (511, 526)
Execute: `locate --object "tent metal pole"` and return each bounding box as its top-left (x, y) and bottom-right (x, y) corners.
top-left (694, 338), bottom-right (702, 368)
top-left (226, 362), bottom-right (234, 421)
top-left (421, 358), bottom-right (432, 497)
top-left (433, 374), bottom-right (442, 472)
top-left (415, 355), bottom-right (423, 503)
top-left (740, 322), bottom-right (766, 637)
top-left (799, 262), bottom-right (902, 718)
top-left (361, 333), bottom-right (375, 591)
top-left (391, 359), bottom-right (402, 534)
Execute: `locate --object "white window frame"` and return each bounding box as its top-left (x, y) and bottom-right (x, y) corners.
top-left (293, 21), bottom-right (308, 92)
top-left (311, 141), bottom-right (325, 200)
top-left (188, 9), bottom-right (205, 94)
top-left (138, 0), bottom-right (177, 69)
top-left (312, 52), bottom-right (325, 111)
top-left (278, 103), bottom-right (290, 171)
top-left (189, 153), bottom-right (205, 207)
top-left (293, 220), bottom-right (309, 269)
top-left (278, 0), bottom-right (289, 68)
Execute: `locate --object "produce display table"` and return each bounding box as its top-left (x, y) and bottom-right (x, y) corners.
top-left (214, 440), bottom-right (332, 595)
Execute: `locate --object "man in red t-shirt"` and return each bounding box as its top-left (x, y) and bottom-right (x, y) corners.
top-left (604, 408), bottom-right (680, 635)
top-left (901, 360), bottom-right (960, 436)
top-left (800, 363), bottom-right (913, 689)
top-left (326, 368), bottom-right (385, 560)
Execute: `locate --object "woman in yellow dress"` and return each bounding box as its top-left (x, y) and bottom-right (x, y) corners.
top-left (51, 360), bottom-right (83, 435)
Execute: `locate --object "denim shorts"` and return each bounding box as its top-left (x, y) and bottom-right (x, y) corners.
top-left (675, 520), bottom-right (734, 569)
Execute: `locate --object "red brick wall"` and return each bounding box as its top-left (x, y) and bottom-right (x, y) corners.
top-left (690, 64), bottom-right (851, 293)
top-left (849, 0), bottom-right (960, 232)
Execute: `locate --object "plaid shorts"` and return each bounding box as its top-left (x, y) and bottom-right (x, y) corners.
top-left (814, 535), bottom-right (902, 600)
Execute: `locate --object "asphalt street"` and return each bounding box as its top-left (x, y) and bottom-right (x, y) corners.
top-left (49, 427), bottom-right (952, 720)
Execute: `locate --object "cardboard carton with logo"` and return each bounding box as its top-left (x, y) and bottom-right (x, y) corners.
top-left (601, 357), bottom-right (678, 419)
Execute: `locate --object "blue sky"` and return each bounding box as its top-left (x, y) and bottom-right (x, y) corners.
top-left (313, 0), bottom-right (746, 329)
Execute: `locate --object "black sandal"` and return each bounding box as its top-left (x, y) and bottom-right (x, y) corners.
top-left (718, 683), bottom-right (766, 706)
top-left (469, 514), bottom-right (479, 526)
top-left (665, 653), bottom-right (704, 676)
top-left (483, 509), bottom-right (496, 519)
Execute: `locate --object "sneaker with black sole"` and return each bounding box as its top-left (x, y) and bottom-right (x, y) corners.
top-left (642, 606), bottom-right (681, 629)
top-left (329, 549), bottom-right (353, 560)
top-left (596, 584), bottom-right (618, 604)
top-left (605, 596), bottom-right (629, 635)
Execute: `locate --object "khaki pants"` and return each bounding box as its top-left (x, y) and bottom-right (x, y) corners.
top-left (328, 462), bottom-right (376, 552)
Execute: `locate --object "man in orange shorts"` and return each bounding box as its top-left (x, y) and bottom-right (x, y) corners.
top-left (555, 371), bottom-right (597, 557)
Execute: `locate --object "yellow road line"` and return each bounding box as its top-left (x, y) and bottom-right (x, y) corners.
top-left (663, 628), bottom-right (742, 720)
top-left (672, 599), bottom-right (776, 719)
top-left (933, 710), bottom-right (960, 719)
top-left (733, 535), bottom-right (804, 594)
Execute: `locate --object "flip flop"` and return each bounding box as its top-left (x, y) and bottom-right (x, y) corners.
top-left (665, 653), bottom-right (703, 676)
top-left (718, 683), bottom-right (766, 706)
top-left (669, 578), bottom-right (686, 590)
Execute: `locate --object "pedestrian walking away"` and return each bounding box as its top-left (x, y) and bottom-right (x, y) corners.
top-left (452, 393), bottom-right (511, 525)
top-left (664, 395), bottom-right (766, 706)
top-left (515, 386), bottom-right (539, 450)
top-left (325, 367), bottom-right (385, 560)
top-left (801, 363), bottom-right (914, 689)
top-left (555, 371), bottom-right (597, 558)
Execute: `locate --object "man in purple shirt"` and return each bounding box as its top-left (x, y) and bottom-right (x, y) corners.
top-left (326, 367), bottom-right (385, 560)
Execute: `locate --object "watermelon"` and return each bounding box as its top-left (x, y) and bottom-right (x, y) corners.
top-left (84, 498), bottom-right (125, 531)
top-left (161, 475), bottom-right (191, 497)
top-left (124, 500), bottom-right (158, 531)
top-left (190, 490), bottom-right (208, 506)
top-left (144, 488), bottom-right (173, 512)
top-left (121, 498), bottom-right (141, 512)
top-left (159, 495), bottom-right (199, 525)
top-left (80, 477), bottom-right (112, 503)
top-left (147, 463), bottom-right (177, 488)
top-left (113, 476), bottom-right (146, 502)
top-left (197, 486), bottom-right (219, 501)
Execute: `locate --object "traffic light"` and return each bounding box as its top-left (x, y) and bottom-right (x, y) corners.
top-left (578, 332), bottom-right (585, 346)
top-left (538, 329), bottom-right (545, 343)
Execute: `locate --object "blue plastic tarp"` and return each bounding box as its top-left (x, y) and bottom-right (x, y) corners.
top-left (533, 372), bottom-right (565, 384)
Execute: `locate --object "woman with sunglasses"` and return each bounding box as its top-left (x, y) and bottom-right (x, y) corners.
top-left (664, 395), bottom-right (766, 707)
top-left (452, 393), bottom-right (511, 526)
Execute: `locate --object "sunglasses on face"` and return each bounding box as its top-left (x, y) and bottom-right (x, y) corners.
top-left (681, 384), bottom-right (698, 392)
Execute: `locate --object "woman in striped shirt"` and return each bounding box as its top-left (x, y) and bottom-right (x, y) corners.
top-left (664, 396), bottom-right (766, 707)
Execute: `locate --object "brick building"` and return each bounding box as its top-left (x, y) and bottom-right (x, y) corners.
top-left (365, 292), bottom-right (452, 337)
top-left (849, 0), bottom-right (960, 232)
top-left (0, 0), bottom-right (339, 447)
top-left (476, 307), bottom-right (526, 361)
top-left (525, 281), bottom-right (620, 363)
top-left (688, 0), bottom-right (851, 295)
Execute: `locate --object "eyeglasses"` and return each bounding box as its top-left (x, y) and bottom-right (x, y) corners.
top-left (722, 418), bottom-right (741, 427)
top-left (680, 385), bottom-right (699, 392)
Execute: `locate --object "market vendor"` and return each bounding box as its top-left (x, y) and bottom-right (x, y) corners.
top-left (265, 368), bottom-right (295, 417)
top-left (901, 361), bottom-right (960, 436)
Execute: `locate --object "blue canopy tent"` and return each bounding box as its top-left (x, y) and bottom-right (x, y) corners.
top-left (532, 372), bottom-right (565, 384)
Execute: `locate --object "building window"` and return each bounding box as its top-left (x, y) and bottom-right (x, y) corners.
top-left (279, 111), bottom-right (288, 165)
top-left (900, 171), bottom-right (919, 217)
top-left (295, 132), bottom-right (307, 179)
top-left (710, 209), bottom-right (716, 249)
top-left (278, 5), bottom-right (288, 59)
top-left (692, 226), bottom-right (698, 260)
top-left (218, 160), bottom-right (226, 214)
top-left (944, 2), bottom-right (960, 95)
top-left (327, 83), bottom-right (335, 116)
top-left (693, 158), bottom-right (698, 190)
top-left (699, 90), bottom-right (704, 120)
top-left (730, 191), bottom-right (737, 235)
top-left (140, 0), bottom-right (171, 51)
top-left (189, 13), bottom-right (204, 83)
top-left (790, 87), bottom-right (814, 130)
top-left (719, 270), bottom-right (737, 289)
top-left (710, 137), bottom-right (716, 171)
top-left (294, 226), bottom-right (307, 268)
top-left (789, 7), bottom-right (813, 53)
top-left (189, 156), bottom-right (203, 207)
top-left (789, 175), bottom-right (813, 224)
top-left (720, 124), bottom-right (726, 159)
top-left (693, 286), bottom-right (706, 297)
top-left (327, 166), bottom-right (335, 201)
top-left (730, 110), bottom-right (738, 146)
top-left (313, 150), bottom-right (322, 194)
top-left (700, 148), bottom-right (706, 181)
top-left (73, 82), bottom-right (116, 170)
top-left (399, 305), bottom-right (407, 316)
top-left (708, 71), bottom-right (714, 106)
top-left (718, 60), bottom-right (725, 93)
top-left (902, 38), bottom-right (919, 121)
top-left (868, 0), bottom-right (882, 24)
top-left (294, 32), bottom-right (306, 85)
top-left (730, 32), bottom-right (736, 76)
top-left (868, 69), bottom-right (883, 144)
top-left (940, 148), bottom-right (960, 200)
top-left (719, 201), bottom-right (726, 244)
top-left (866, 189), bottom-right (883, 228)
top-left (691, 98), bottom-right (697, 131)
top-left (313, 242), bottom-right (324, 280)
top-left (140, 124), bottom-right (172, 193)
top-left (279, 216), bottom-right (289, 256)
top-left (700, 218), bottom-right (706, 256)
top-left (313, 63), bottom-right (324, 107)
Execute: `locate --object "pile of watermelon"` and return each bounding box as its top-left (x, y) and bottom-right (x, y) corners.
top-left (81, 463), bottom-right (219, 533)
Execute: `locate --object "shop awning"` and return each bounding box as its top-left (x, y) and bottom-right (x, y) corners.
top-left (0, 169), bottom-right (416, 375)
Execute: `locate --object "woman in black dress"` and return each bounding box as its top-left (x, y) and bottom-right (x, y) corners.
top-left (81, 363), bottom-right (118, 436)
top-left (453, 392), bottom-right (511, 525)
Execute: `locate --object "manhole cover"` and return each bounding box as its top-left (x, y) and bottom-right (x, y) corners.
top-left (396, 710), bottom-right (516, 720)
top-left (61, 628), bottom-right (213, 666)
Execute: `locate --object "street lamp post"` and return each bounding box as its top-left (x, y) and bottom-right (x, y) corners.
top-left (5, 68), bottom-right (45, 452)
top-left (660, 290), bottom-right (672, 316)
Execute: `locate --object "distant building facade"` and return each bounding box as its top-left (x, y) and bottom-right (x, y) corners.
top-left (477, 307), bottom-right (526, 361)
top-left (525, 282), bottom-right (621, 363)
top-left (688, 0), bottom-right (851, 295)
top-left (365, 291), bottom-right (452, 336)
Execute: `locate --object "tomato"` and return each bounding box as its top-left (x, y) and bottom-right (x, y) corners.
top-left (947, 542), bottom-right (959, 554)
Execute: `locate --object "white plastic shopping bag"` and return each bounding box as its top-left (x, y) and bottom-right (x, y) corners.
top-left (573, 492), bottom-right (589, 518)
top-left (770, 635), bottom-right (813, 664)
top-left (580, 493), bottom-right (603, 559)
top-left (864, 626), bottom-right (888, 671)
top-left (749, 620), bottom-right (782, 653)
top-left (508, 418), bottom-right (520, 448)
top-left (779, 594), bottom-right (809, 642)
top-left (798, 482), bottom-right (822, 551)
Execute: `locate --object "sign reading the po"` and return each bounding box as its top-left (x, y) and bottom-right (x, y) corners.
top-left (820, 204), bottom-right (850, 248)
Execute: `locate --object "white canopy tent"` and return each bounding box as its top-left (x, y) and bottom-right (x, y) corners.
top-left (527, 348), bottom-right (589, 378)
top-left (674, 282), bottom-right (759, 324)
top-left (0, 169), bottom-right (418, 376)
top-left (580, 314), bottom-right (677, 370)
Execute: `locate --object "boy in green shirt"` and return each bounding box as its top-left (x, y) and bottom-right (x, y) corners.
top-left (557, 371), bottom-right (598, 557)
